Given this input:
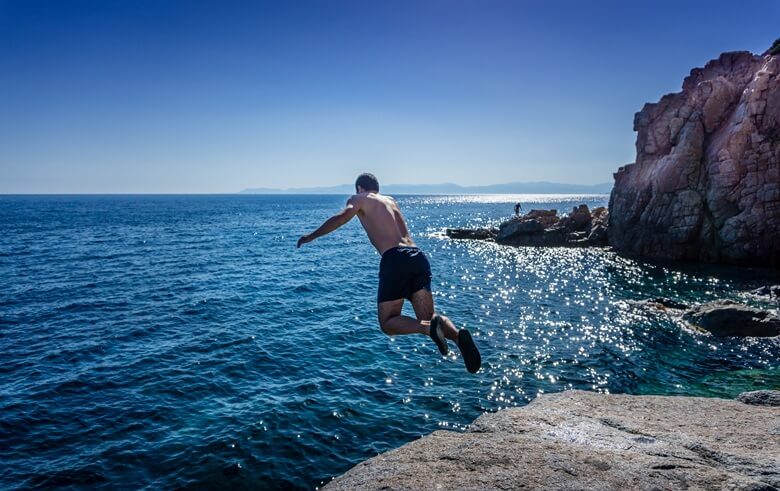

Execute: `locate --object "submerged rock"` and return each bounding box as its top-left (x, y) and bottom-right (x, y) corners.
top-left (325, 390), bottom-right (780, 490)
top-left (750, 285), bottom-right (780, 300)
top-left (608, 49), bottom-right (780, 266)
top-left (682, 300), bottom-right (780, 337)
top-left (652, 297), bottom-right (689, 309)
top-left (632, 297), bottom-right (690, 311)
top-left (445, 228), bottom-right (497, 240)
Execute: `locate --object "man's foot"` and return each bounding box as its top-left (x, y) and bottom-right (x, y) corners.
top-left (429, 315), bottom-right (449, 355)
top-left (457, 329), bottom-right (481, 373)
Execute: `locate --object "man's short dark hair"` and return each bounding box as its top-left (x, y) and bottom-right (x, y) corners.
top-left (355, 173), bottom-right (379, 192)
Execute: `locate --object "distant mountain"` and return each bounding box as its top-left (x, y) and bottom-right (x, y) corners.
top-left (240, 181), bottom-right (612, 195)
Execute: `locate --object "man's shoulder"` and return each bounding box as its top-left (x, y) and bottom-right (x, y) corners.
top-left (347, 193), bottom-right (367, 207)
top-left (348, 192), bottom-right (393, 205)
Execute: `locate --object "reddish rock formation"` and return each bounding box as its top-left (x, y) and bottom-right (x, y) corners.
top-left (609, 49), bottom-right (780, 266)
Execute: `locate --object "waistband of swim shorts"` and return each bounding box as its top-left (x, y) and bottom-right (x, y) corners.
top-left (381, 245), bottom-right (420, 257)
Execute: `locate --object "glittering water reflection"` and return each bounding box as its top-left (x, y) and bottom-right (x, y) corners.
top-left (424, 232), bottom-right (780, 410)
top-left (1, 194), bottom-right (778, 490)
top-left (403, 194), bottom-right (780, 417)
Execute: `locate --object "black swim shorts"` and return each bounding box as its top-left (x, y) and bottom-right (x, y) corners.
top-left (377, 246), bottom-right (432, 303)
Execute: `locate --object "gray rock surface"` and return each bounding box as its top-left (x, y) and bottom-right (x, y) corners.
top-left (449, 206), bottom-right (610, 248)
top-left (497, 218), bottom-right (545, 241)
top-left (738, 390), bottom-right (780, 407)
top-left (682, 299), bottom-right (780, 337)
top-left (608, 50), bottom-right (780, 266)
top-left (325, 390), bottom-right (780, 490)
top-left (751, 285), bottom-right (780, 301)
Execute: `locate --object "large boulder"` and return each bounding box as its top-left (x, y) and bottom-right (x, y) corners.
top-left (497, 218), bottom-right (545, 242)
top-left (526, 209), bottom-right (560, 228)
top-left (682, 300), bottom-right (780, 336)
top-left (608, 50), bottom-right (780, 266)
top-left (738, 390), bottom-right (780, 407)
top-left (325, 390), bottom-right (780, 490)
top-left (561, 204), bottom-right (592, 232)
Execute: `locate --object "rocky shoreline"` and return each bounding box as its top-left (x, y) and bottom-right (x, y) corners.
top-left (446, 204), bottom-right (609, 248)
top-left (325, 390), bottom-right (780, 490)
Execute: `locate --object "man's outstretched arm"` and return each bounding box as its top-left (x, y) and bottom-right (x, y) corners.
top-left (297, 199), bottom-right (359, 248)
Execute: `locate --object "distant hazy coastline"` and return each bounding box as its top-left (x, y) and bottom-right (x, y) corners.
top-left (240, 181), bottom-right (613, 195)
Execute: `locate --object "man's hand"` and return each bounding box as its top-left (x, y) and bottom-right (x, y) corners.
top-left (296, 198), bottom-right (359, 249)
top-left (297, 234), bottom-right (312, 248)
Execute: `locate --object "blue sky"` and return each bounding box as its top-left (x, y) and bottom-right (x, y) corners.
top-left (1, 0), bottom-right (778, 193)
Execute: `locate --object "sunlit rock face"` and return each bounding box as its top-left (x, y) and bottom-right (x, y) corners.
top-left (609, 50), bottom-right (780, 266)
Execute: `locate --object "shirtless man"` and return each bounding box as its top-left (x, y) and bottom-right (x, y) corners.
top-left (296, 173), bottom-right (481, 373)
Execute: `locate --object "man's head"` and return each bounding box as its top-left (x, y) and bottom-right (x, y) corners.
top-left (355, 173), bottom-right (379, 193)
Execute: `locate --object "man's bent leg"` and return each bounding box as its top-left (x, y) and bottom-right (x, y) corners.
top-left (377, 299), bottom-right (429, 336)
top-left (410, 289), bottom-right (459, 341)
top-left (409, 289), bottom-right (434, 322)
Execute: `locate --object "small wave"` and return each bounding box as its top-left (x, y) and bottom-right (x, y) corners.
top-left (57, 300), bottom-right (129, 313)
top-left (24, 467), bottom-right (108, 488)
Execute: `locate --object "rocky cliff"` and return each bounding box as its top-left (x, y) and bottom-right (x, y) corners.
top-left (325, 390), bottom-right (780, 490)
top-left (608, 49), bottom-right (780, 266)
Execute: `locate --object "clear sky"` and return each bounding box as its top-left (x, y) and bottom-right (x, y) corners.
top-left (1, 0), bottom-right (778, 193)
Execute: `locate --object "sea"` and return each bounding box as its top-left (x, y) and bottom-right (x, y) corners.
top-left (1, 194), bottom-right (779, 490)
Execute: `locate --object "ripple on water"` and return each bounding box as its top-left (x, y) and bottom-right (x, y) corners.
top-left (0, 194), bottom-right (779, 489)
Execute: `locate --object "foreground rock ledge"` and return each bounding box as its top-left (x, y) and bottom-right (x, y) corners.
top-left (324, 390), bottom-right (780, 490)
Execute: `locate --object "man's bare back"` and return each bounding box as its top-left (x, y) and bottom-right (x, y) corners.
top-left (351, 192), bottom-right (416, 255)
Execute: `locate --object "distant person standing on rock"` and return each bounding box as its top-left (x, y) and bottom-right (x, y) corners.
top-left (296, 173), bottom-right (482, 373)
top-left (514, 202), bottom-right (522, 216)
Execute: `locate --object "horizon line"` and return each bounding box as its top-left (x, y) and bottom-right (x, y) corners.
top-left (0, 191), bottom-right (613, 196)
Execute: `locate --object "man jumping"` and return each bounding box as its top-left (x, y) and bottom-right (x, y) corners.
top-left (296, 173), bottom-right (481, 373)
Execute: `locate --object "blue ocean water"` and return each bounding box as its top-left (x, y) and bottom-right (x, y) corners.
top-left (1, 194), bottom-right (779, 490)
